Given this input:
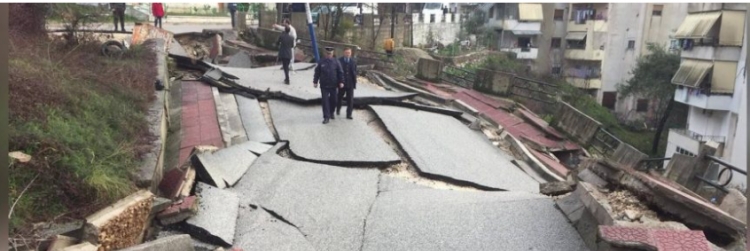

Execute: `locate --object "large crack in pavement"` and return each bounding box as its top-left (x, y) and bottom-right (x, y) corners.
top-left (358, 174), bottom-right (382, 251)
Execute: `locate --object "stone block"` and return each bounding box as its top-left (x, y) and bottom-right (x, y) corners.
top-left (719, 188), bottom-right (747, 223)
top-left (416, 58), bottom-right (442, 82)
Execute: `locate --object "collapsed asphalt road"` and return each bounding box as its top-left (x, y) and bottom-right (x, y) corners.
top-left (167, 60), bottom-right (589, 250)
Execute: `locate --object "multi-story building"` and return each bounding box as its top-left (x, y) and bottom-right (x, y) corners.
top-left (664, 3), bottom-right (747, 186)
top-left (481, 3), bottom-right (548, 73)
top-left (564, 3), bottom-right (687, 122)
top-left (481, 3), bottom-right (689, 122)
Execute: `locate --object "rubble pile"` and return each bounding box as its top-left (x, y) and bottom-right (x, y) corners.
top-left (606, 189), bottom-right (659, 222)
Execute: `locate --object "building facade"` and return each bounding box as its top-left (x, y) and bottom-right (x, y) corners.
top-left (664, 3), bottom-right (747, 186)
top-left (481, 3), bottom-right (549, 73)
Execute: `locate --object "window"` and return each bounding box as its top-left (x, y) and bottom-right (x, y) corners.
top-left (627, 40), bottom-right (635, 49)
top-left (602, 92), bottom-right (617, 110)
top-left (652, 5), bottom-right (663, 16)
top-left (552, 66), bottom-right (562, 75)
top-left (676, 147), bottom-right (696, 157)
top-left (517, 37), bottom-right (532, 49)
top-left (636, 99), bottom-right (649, 112)
top-left (489, 6), bottom-right (494, 18)
top-left (554, 9), bottom-right (564, 21)
top-left (551, 38), bottom-right (561, 48)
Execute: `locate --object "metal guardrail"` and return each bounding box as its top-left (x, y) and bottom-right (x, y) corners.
top-left (441, 66), bottom-right (475, 88)
top-left (695, 155), bottom-right (746, 194)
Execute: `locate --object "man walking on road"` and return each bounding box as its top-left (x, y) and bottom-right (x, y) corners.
top-left (337, 47), bottom-right (357, 119)
top-left (110, 3), bottom-right (127, 32)
top-left (273, 19), bottom-right (296, 72)
top-left (277, 26), bottom-right (295, 85)
top-left (228, 3), bottom-right (237, 28)
top-left (314, 47), bottom-right (344, 124)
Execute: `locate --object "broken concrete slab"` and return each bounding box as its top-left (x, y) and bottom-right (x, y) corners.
top-left (47, 235), bottom-right (77, 251)
top-left (157, 230), bottom-right (219, 251)
top-left (60, 242), bottom-right (99, 251)
top-left (119, 234), bottom-right (194, 251)
top-left (159, 167), bottom-right (193, 200)
top-left (268, 100), bottom-right (400, 165)
top-left (212, 63), bottom-right (417, 104)
top-left (229, 143), bottom-right (380, 251)
top-left (157, 196), bottom-right (198, 226)
top-left (235, 95), bottom-right (276, 144)
top-left (540, 181), bottom-right (576, 196)
top-left (182, 182), bottom-right (239, 247)
top-left (193, 141), bottom-right (259, 187)
top-left (361, 189), bottom-right (588, 251)
top-left (191, 153), bottom-right (228, 189)
top-left (719, 188), bottom-right (747, 224)
top-left (151, 197), bottom-right (173, 215)
top-left (242, 141), bottom-right (273, 155)
top-left (212, 88), bottom-right (249, 147)
top-left (226, 51), bottom-right (254, 68)
top-left (370, 105), bottom-right (539, 192)
top-left (232, 205), bottom-right (316, 251)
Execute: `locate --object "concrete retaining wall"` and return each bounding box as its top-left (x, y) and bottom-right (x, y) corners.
top-left (410, 13), bottom-right (461, 47)
top-left (553, 102), bottom-right (601, 145)
top-left (416, 58), bottom-right (442, 82)
top-left (135, 38), bottom-right (171, 192)
top-left (474, 69), bottom-right (514, 96)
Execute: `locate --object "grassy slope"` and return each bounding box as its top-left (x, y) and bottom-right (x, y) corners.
top-left (9, 35), bottom-right (156, 231)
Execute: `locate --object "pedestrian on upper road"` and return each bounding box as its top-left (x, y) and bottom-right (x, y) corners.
top-left (313, 47), bottom-right (344, 124)
top-left (337, 47), bottom-right (357, 119)
top-left (273, 19), bottom-right (297, 72)
top-left (384, 37), bottom-right (395, 57)
top-left (277, 26), bottom-right (295, 85)
top-left (228, 3), bottom-right (237, 28)
top-left (110, 3), bottom-right (127, 32)
top-left (151, 3), bottom-right (164, 29)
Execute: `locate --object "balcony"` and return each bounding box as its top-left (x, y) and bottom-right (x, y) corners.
top-left (565, 49), bottom-right (605, 61)
top-left (486, 18), bottom-right (504, 30)
top-left (680, 46), bottom-right (742, 62)
top-left (565, 77), bottom-right (602, 89)
top-left (672, 128), bottom-right (725, 143)
top-left (674, 87), bottom-right (734, 111)
top-left (567, 20), bottom-right (608, 32)
top-left (500, 47), bottom-right (538, 59)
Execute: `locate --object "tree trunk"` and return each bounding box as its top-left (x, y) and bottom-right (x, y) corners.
top-left (330, 3), bottom-right (343, 40)
top-left (652, 95), bottom-right (674, 155)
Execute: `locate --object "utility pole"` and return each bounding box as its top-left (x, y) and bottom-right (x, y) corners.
top-left (305, 3), bottom-right (320, 63)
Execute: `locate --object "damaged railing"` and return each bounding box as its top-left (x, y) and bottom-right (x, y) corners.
top-left (441, 66), bottom-right (475, 88)
top-left (695, 155), bottom-right (747, 193)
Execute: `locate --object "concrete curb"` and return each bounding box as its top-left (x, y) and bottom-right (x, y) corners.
top-left (135, 38), bottom-right (170, 192)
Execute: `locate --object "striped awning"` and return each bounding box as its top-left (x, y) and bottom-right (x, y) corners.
top-left (675, 12), bottom-right (722, 39)
top-left (565, 32), bottom-right (587, 41)
top-left (518, 4), bottom-right (543, 21)
top-left (671, 59), bottom-right (714, 87)
top-left (511, 22), bottom-right (542, 35)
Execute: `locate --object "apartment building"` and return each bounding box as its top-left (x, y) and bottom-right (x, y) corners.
top-left (664, 3), bottom-right (747, 186)
top-left (481, 3), bottom-right (548, 73)
top-left (563, 3), bottom-right (687, 121)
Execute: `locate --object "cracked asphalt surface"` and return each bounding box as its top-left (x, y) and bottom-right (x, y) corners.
top-left (173, 56), bottom-right (588, 250)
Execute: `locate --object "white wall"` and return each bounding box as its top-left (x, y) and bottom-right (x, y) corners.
top-left (411, 14), bottom-right (461, 46)
top-left (727, 24), bottom-right (747, 187)
top-left (687, 108), bottom-right (730, 139)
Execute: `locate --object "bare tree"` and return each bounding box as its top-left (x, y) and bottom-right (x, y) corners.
top-left (368, 3), bottom-right (386, 50)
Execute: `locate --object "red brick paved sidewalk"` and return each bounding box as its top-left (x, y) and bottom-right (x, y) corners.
top-left (179, 80), bottom-right (224, 165)
top-left (599, 225), bottom-right (712, 251)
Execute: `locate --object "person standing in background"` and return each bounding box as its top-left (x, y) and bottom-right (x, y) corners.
top-left (110, 3), bottom-right (126, 32)
top-left (276, 26), bottom-right (295, 85)
top-left (228, 3), bottom-right (237, 28)
top-left (384, 37), bottom-right (395, 57)
top-left (151, 3), bottom-right (164, 28)
top-left (273, 19), bottom-right (296, 72)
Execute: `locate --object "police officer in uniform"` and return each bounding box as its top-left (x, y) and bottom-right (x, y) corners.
top-left (313, 47), bottom-right (344, 124)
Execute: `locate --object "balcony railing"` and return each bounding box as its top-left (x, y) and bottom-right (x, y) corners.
top-left (565, 68), bottom-right (601, 79)
top-left (671, 128), bottom-right (725, 143)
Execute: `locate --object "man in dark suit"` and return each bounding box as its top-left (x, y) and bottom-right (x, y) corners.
top-left (337, 47), bottom-right (357, 119)
top-left (313, 47), bottom-right (344, 124)
top-left (276, 26), bottom-right (295, 84)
